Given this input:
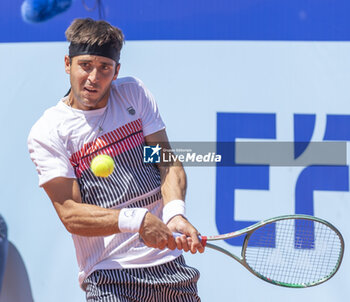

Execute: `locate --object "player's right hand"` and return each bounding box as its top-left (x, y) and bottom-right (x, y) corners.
top-left (139, 212), bottom-right (176, 250)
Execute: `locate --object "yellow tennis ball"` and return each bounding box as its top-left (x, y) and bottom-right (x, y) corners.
top-left (90, 154), bottom-right (115, 177)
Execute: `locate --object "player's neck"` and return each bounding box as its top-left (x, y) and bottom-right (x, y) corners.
top-left (66, 92), bottom-right (110, 111)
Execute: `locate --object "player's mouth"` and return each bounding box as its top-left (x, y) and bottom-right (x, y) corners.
top-left (84, 87), bottom-right (98, 93)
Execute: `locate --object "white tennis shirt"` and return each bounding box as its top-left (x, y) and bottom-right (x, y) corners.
top-left (28, 77), bottom-right (181, 287)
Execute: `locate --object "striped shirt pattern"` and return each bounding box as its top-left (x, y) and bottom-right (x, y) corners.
top-left (69, 118), bottom-right (161, 209)
top-left (83, 255), bottom-right (201, 302)
top-left (68, 118), bottom-right (182, 286)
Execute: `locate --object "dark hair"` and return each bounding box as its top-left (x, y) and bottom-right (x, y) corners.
top-left (65, 18), bottom-right (124, 55)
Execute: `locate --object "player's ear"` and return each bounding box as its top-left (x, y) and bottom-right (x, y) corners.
top-left (113, 63), bottom-right (121, 81)
top-left (65, 55), bottom-right (71, 74)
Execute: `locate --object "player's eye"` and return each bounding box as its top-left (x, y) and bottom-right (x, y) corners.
top-left (80, 63), bottom-right (90, 69)
top-left (101, 65), bottom-right (111, 71)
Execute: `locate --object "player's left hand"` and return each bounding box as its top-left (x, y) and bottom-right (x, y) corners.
top-left (166, 215), bottom-right (205, 254)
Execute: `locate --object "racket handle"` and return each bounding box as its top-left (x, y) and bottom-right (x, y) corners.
top-left (172, 232), bottom-right (207, 247)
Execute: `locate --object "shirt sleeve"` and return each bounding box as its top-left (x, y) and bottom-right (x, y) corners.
top-left (136, 80), bottom-right (166, 137)
top-left (28, 122), bottom-right (76, 187)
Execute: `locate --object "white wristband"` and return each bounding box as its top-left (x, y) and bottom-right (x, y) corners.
top-left (118, 208), bottom-right (149, 233)
top-left (162, 200), bottom-right (186, 224)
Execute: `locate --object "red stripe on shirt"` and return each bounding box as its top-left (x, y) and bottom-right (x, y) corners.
top-left (69, 119), bottom-right (143, 178)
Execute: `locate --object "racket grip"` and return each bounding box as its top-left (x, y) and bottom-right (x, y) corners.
top-left (172, 232), bottom-right (207, 247)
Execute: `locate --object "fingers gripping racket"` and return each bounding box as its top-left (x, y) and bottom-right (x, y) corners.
top-left (178, 215), bottom-right (344, 288)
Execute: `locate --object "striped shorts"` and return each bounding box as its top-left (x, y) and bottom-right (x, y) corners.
top-left (83, 256), bottom-right (201, 302)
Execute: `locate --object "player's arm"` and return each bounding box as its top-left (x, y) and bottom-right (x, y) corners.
top-left (42, 177), bottom-right (176, 250)
top-left (43, 177), bottom-right (120, 236)
top-left (145, 129), bottom-right (204, 254)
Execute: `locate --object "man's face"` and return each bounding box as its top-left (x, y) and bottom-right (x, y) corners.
top-left (65, 54), bottom-right (120, 110)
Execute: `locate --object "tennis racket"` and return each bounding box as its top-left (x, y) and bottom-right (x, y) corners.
top-left (177, 214), bottom-right (344, 288)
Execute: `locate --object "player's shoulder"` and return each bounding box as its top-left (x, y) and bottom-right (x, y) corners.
top-left (28, 101), bottom-right (67, 140)
top-left (113, 76), bottom-right (147, 92)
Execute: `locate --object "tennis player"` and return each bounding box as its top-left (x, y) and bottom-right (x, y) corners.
top-left (28, 18), bottom-right (204, 301)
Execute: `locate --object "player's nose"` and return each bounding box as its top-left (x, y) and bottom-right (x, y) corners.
top-left (88, 67), bottom-right (99, 83)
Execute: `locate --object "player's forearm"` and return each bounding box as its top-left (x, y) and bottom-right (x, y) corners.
top-left (60, 200), bottom-right (121, 236)
top-left (158, 163), bottom-right (187, 205)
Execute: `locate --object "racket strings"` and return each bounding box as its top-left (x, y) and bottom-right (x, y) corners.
top-left (244, 219), bottom-right (342, 286)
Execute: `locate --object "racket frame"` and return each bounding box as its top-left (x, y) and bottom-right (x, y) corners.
top-left (202, 214), bottom-right (345, 288)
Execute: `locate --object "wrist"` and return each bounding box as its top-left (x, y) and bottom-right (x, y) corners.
top-left (162, 199), bottom-right (186, 224)
top-left (118, 208), bottom-right (149, 233)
